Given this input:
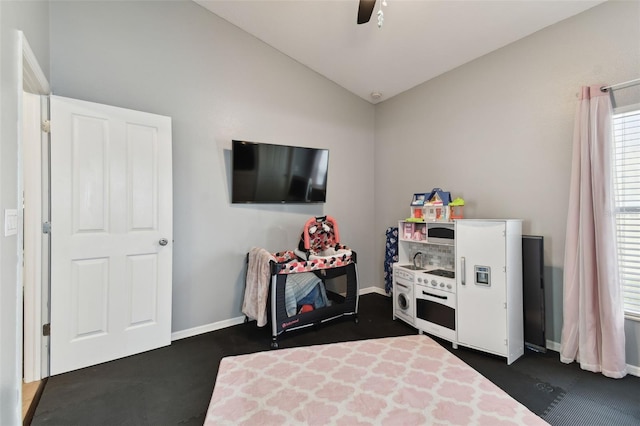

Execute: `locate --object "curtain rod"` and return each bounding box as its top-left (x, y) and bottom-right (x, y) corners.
top-left (601, 78), bottom-right (640, 92)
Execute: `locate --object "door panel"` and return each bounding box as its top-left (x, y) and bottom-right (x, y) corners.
top-left (50, 95), bottom-right (172, 375)
top-left (127, 253), bottom-right (158, 327)
top-left (72, 258), bottom-right (109, 338)
top-left (72, 115), bottom-right (109, 233)
top-left (128, 125), bottom-right (157, 230)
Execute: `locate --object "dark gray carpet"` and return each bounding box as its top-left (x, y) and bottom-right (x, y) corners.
top-left (31, 294), bottom-right (640, 425)
top-left (445, 339), bottom-right (640, 425)
top-left (542, 365), bottom-right (640, 425)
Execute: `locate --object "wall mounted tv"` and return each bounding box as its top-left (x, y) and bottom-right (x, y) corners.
top-left (231, 140), bottom-right (329, 204)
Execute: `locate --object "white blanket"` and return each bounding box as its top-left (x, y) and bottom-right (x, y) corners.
top-left (241, 247), bottom-right (275, 327)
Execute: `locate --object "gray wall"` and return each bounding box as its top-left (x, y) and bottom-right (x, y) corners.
top-left (0, 1), bottom-right (49, 423)
top-left (374, 0), bottom-right (640, 365)
top-left (49, 0), bottom-right (376, 334)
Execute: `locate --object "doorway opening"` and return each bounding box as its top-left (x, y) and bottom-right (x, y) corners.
top-left (20, 31), bottom-right (51, 423)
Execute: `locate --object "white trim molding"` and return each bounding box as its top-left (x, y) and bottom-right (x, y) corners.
top-left (546, 339), bottom-right (561, 352)
top-left (171, 316), bottom-right (247, 341)
top-left (19, 31), bottom-right (51, 385)
top-left (360, 286), bottom-right (388, 296)
top-left (21, 32), bottom-right (50, 95)
top-left (627, 364), bottom-right (640, 377)
top-left (170, 293), bottom-right (640, 377)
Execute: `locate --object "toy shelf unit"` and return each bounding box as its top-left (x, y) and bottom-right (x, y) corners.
top-left (401, 221), bottom-right (427, 242)
top-left (396, 220), bottom-right (455, 289)
top-left (399, 220), bottom-right (455, 247)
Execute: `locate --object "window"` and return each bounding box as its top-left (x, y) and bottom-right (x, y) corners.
top-left (612, 104), bottom-right (640, 319)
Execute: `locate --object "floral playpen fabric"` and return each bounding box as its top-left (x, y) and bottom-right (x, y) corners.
top-left (384, 227), bottom-right (399, 294)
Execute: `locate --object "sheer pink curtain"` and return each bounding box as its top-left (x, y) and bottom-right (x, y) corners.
top-left (560, 85), bottom-right (626, 378)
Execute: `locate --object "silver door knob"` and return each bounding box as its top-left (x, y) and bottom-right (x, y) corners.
top-left (159, 238), bottom-right (168, 246)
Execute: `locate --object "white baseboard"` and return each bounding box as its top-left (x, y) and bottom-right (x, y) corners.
top-left (544, 339), bottom-right (639, 377)
top-left (546, 339), bottom-right (561, 352)
top-left (627, 364), bottom-right (640, 377)
top-left (171, 297), bottom-right (640, 378)
top-left (359, 286), bottom-right (388, 296)
top-left (171, 315), bottom-right (246, 341)
top-left (171, 288), bottom-right (388, 341)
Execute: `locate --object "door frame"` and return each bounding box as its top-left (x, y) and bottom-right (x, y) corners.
top-left (19, 31), bottom-right (51, 385)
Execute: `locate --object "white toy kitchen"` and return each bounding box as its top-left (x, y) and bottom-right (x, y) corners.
top-left (393, 218), bottom-right (525, 365)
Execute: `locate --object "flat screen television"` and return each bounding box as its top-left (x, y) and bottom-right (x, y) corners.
top-left (231, 140), bottom-right (329, 203)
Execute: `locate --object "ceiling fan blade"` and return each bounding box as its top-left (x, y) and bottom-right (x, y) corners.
top-left (357, 0), bottom-right (376, 24)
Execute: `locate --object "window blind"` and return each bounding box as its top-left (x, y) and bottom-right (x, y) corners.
top-left (613, 106), bottom-right (640, 318)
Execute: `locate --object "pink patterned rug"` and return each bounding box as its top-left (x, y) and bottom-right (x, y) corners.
top-left (205, 335), bottom-right (548, 425)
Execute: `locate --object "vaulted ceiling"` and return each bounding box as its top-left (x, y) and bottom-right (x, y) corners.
top-left (195, 0), bottom-right (605, 103)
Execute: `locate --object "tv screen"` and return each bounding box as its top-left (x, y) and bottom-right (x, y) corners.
top-left (231, 140), bottom-right (329, 203)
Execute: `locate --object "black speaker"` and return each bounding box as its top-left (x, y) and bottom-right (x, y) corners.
top-left (522, 235), bottom-right (546, 352)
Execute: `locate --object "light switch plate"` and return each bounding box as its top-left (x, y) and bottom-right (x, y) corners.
top-left (4, 209), bottom-right (18, 236)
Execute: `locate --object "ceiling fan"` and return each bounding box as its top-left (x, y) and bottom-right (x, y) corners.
top-left (357, 0), bottom-right (376, 24)
top-left (357, 0), bottom-right (387, 27)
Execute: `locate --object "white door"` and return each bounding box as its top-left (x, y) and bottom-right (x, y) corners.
top-left (456, 220), bottom-right (507, 356)
top-left (50, 96), bottom-right (172, 375)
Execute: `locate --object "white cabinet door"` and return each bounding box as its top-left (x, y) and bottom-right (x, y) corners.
top-left (50, 96), bottom-right (172, 375)
top-left (456, 220), bottom-right (507, 356)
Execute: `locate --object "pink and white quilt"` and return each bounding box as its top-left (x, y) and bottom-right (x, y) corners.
top-left (205, 335), bottom-right (548, 425)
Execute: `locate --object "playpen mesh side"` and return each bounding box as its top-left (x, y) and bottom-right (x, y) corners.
top-left (271, 261), bottom-right (359, 336)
